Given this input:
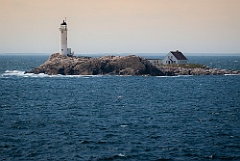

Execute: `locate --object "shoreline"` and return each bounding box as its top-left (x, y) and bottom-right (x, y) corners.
top-left (25, 53), bottom-right (240, 76)
top-left (2, 70), bottom-right (240, 78)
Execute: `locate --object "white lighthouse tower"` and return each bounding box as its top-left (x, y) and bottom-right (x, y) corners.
top-left (59, 20), bottom-right (71, 56)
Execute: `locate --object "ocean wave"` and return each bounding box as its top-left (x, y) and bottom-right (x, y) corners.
top-left (224, 74), bottom-right (240, 76)
top-left (1, 70), bottom-right (103, 78)
top-left (156, 75), bottom-right (193, 78)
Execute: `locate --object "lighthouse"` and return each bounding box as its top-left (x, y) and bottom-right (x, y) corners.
top-left (59, 20), bottom-right (71, 56)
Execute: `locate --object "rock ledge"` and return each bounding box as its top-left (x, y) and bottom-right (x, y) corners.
top-left (159, 64), bottom-right (239, 76)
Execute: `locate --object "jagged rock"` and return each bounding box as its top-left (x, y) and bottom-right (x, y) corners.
top-left (159, 65), bottom-right (239, 76)
top-left (26, 53), bottom-right (165, 76)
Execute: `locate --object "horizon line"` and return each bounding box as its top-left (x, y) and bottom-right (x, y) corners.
top-left (0, 52), bottom-right (240, 56)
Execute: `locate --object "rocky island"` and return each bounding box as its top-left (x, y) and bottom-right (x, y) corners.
top-left (26, 21), bottom-right (239, 76)
top-left (26, 53), bottom-right (164, 76)
top-left (26, 53), bottom-right (239, 76)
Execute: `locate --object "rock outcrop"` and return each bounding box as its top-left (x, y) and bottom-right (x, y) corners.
top-left (26, 53), bottom-right (165, 76)
top-left (159, 65), bottom-right (240, 76)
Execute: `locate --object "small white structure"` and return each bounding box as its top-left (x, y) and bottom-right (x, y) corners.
top-left (59, 20), bottom-right (72, 56)
top-left (148, 59), bottom-right (162, 66)
top-left (162, 50), bottom-right (188, 65)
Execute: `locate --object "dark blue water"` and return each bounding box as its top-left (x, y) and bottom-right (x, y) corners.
top-left (0, 55), bottom-right (240, 160)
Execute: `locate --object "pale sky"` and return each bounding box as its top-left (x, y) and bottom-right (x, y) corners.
top-left (0, 0), bottom-right (240, 54)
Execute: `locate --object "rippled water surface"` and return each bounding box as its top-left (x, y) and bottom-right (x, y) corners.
top-left (0, 55), bottom-right (240, 160)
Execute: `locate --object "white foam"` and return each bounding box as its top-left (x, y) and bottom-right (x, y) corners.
top-left (3, 70), bottom-right (27, 76)
top-left (178, 75), bottom-right (193, 77)
top-left (2, 70), bottom-right (50, 78)
top-left (156, 75), bottom-right (193, 78)
top-left (120, 125), bottom-right (128, 128)
top-left (155, 75), bottom-right (178, 78)
top-left (1, 70), bottom-right (103, 78)
top-left (117, 96), bottom-right (123, 99)
top-left (224, 74), bottom-right (240, 76)
top-left (118, 153), bottom-right (126, 157)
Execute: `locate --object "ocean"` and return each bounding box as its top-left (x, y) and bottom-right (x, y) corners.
top-left (0, 54), bottom-right (240, 160)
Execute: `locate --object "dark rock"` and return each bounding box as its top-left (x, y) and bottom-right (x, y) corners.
top-left (159, 65), bottom-right (239, 76)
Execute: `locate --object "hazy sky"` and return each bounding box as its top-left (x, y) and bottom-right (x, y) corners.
top-left (0, 0), bottom-right (240, 54)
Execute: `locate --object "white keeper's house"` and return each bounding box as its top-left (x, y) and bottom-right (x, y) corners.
top-left (162, 50), bottom-right (188, 65)
top-left (147, 50), bottom-right (188, 66)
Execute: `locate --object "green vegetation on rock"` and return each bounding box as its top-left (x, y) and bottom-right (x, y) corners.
top-left (162, 63), bottom-right (207, 69)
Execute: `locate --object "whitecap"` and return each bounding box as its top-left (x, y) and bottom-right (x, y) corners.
top-left (2, 70), bottom-right (28, 77)
top-left (118, 153), bottom-right (126, 157)
top-left (117, 96), bottom-right (123, 99)
top-left (156, 75), bottom-right (192, 78)
top-left (224, 74), bottom-right (240, 76)
top-left (1, 70), bottom-right (104, 78)
top-left (156, 75), bottom-right (179, 78)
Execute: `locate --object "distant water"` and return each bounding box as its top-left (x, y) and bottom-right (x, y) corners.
top-left (0, 54), bottom-right (240, 160)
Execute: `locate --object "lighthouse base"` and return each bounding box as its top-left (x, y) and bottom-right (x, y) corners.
top-left (60, 48), bottom-right (72, 56)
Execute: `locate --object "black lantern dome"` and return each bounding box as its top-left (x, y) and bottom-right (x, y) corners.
top-left (61, 20), bottom-right (67, 25)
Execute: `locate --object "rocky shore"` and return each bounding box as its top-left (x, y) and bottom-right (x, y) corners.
top-left (26, 53), bottom-right (239, 76)
top-left (26, 53), bottom-right (164, 76)
top-left (159, 64), bottom-right (240, 76)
